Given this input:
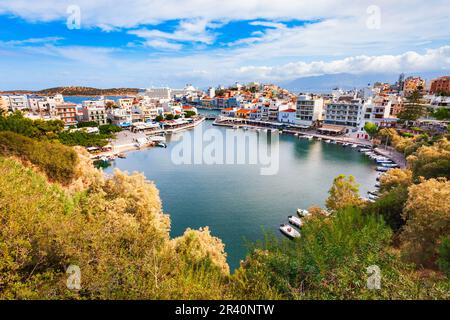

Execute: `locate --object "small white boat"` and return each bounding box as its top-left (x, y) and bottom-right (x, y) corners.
top-left (359, 148), bottom-right (372, 152)
top-left (375, 182), bottom-right (380, 188)
top-left (316, 137), bottom-right (322, 141)
top-left (233, 125), bottom-right (239, 129)
top-left (279, 224), bottom-right (301, 239)
top-left (376, 166), bottom-right (389, 172)
top-left (351, 144), bottom-right (359, 148)
top-left (381, 163), bottom-right (398, 168)
top-left (288, 215), bottom-right (303, 228)
top-left (368, 194), bottom-right (379, 201)
top-left (324, 140), bottom-right (331, 143)
top-left (297, 208), bottom-right (310, 217)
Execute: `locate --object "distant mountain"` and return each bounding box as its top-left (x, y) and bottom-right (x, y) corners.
top-left (0, 86), bottom-right (139, 96)
top-left (279, 71), bottom-right (448, 93)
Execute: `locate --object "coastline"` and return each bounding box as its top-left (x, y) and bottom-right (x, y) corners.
top-left (91, 116), bottom-right (205, 159)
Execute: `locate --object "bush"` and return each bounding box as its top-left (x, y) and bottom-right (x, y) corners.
top-left (77, 121), bottom-right (99, 128)
top-left (437, 237), bottom-right (450, 277)
top-left (99, 124), bottom-right (122, 135)
top-left (233, 207), bottom-right (448, 299)
top-left (58, 131), bottom-right (111, 147)
top-left (364, 186), bottom-right (409, 232)
top-left (406, 138), bottom-right (450, 180)
top-left (0, 111), bottom-right (64, 139)
top-left (400, 178), bottom-right (450, 267)
top-left (0, 131), bottom-right (77, 184)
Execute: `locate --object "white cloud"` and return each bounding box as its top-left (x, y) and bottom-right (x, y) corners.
top-left (235, 46), bottom-right (450, 81)
top-left (144, 39), bottom-right (182, 50)
top-left (1, 36), bottom-right (63, 46)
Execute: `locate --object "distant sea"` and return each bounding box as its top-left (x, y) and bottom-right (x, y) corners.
top-left (64, 95), bottom-right (130, 104)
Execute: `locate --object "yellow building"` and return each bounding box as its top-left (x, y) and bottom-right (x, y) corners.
top-left (403, 76), bottom-right (426, 94)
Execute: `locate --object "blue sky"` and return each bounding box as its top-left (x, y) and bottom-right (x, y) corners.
top-left (0, 0), bottom-right (449, 90)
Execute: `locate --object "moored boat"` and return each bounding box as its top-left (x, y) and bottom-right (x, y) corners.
top-left (279, 224), bottom-right (301, 239)
top-left (297, 208), bottom-right (310, 217)
top-left (288, 215), bottom-right (303, 228)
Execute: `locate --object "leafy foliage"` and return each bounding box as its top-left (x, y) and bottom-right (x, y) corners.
top-left (0, 131), bottom-right (77, 184)
top-left (0, 111), bottom-right (64, 139)
top-left (233, 207), bottom-right (449, 299)
top-left (400, 178), bottom-right (450, 268)
top-left (325, 174), bottom-right (362, 211)
top-left (406, 138), bottom-right (450, 180)
top-left (58, 131), bottom-right (111, 147)
top-left (363, 122), bottom-right (378, 138)
top-left (0, 157), bottom-right (230, 299)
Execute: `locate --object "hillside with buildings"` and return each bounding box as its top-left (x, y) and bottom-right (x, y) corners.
top-left (0, 86), bottom-right (139, 96)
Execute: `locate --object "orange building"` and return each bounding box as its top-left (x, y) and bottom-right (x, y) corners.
top-left (236, 109), bottom-right (251, 119)
top-left (56, 103), bottom-right (77, 126)
top-left (430, 76), bottom-right (450, 94)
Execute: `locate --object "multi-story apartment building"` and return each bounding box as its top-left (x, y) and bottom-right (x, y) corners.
top-left (3, 95), bottom-right (29, 111)
top-left (56, 103), bottom-right (77, 126)
top-left (117, 98), bottom-right (134, 109)
top-left (324, 97), bottom-right (363, 129)
top-left (144, 87), bottom-right (171, 101)
top-left (215, 96), bottom-right (229, 109)
top-left (82, 100), bottom-right (107, 125)
top-left (295, 94), bottom-right (324, 127)
top-left (200, 96), bottom-right (215, 109)
top-left (388, 95), bottom-right (404, 117)
top-left (430, 76), bottom-right (450, 94)
top-left (360, 95), bottom-right (392, 130)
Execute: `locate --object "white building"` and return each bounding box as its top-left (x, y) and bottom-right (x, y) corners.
top-left (3, 95), bottom-right (29, 111)
top-left (324, 97), bottom-right (364, 130)
top-left (295, 94), bottom-right (324, 127)
top-left (82, 99), bottom-right (107, 125)
top-left (144, 87), bottom-right (171, 101)
top-left (278, 109), bottom-right (297, 124)
top-left (208, 87), bottom-right (216, 98)
top-left (117, 98), bottom-right (134, 109)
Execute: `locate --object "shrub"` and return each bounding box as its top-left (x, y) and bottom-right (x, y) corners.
top-left (0, 131), bottom-right (77, 184)
top-left (0, 111), bottom-right (64, 139)
top-left (58, 131), bottom-right (111, 147)
top-left (400, 178), bottom-right (450, 267)
top-left (437, 237), bottom-right (450, 277)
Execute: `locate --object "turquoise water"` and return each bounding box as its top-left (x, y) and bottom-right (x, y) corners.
top-left (104, 120), bottom-right (378, 271)
top-left (64, 96), bottom-right (127, 104)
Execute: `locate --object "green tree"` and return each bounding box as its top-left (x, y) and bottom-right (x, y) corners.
top-left (77, 121), bottom-right (99, 128)
top-left (155, 115), bottom-right (164, 122)
top-left (400, 178), bottom-right (450, 267)
top-left (432, 108), bottom-right (450, 120)
top-left (364, 122), bottom-right (378, 138)
top-left (325, 174), bottom-right (362, 211)
top-left (165, 114), bottom-right (174, 120)
top-left (398, 90), bottom-right (427, 121)
top-left (406, 138), bottom-right (450, 180)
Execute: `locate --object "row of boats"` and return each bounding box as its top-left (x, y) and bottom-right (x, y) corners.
top-left (279, 208), bottom-right (311, 239)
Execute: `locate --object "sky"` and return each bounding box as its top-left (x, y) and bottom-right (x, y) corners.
top-left (0, 0), bottom-right (449, 90)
